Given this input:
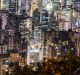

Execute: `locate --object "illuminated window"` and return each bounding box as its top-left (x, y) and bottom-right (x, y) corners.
top-left (0, 50), bottom-right (1, 54)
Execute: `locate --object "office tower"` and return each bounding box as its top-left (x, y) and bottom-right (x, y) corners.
top-left (26, 0), bottom-right (31, 15)
top-left (29, 0), bottom-right (38, 17)
top-left (0, 0), bottom-right (9, 10)
top-left (0, 18), bottom-right (2, 44)
top-left (71, 0), bottom-right (78, 31)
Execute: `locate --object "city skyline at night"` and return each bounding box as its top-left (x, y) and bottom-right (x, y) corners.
top-left (0, 0), bottom-right (80, 75)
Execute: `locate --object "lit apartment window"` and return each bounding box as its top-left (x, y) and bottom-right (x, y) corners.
top-left (3, 50), bottom-right (5, 54)
top-left (3, 46), bottom-right (6, 54)
top-left (0, 50), bottom-right (1, 54)
top-left (0, 46), bottom-right (6, 54)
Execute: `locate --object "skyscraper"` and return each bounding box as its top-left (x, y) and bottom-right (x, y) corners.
top-left (0, 0), bottom-right (9, 10)
top-left (29, 0), bottom-right (38, 17)
top-left (71, 0), bottom-right (78, 31)
top-left (0, 18), bottom-right (2, 44)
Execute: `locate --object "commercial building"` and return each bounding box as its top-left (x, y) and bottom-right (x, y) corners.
top-left (29, 0), bottom-right (38, 17)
